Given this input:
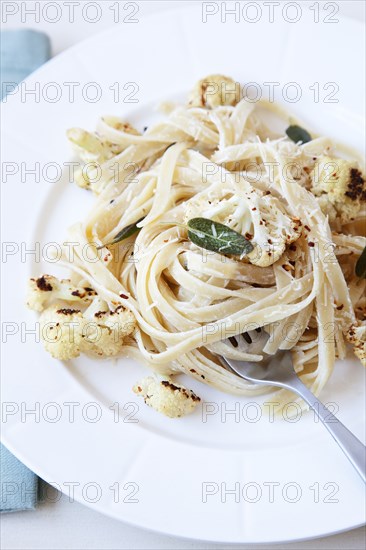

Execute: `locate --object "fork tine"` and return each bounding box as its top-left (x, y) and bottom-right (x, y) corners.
top-left (242, 332), bottom-right (252, 344)
top-left (221, 328), bottom-right (270, 361)
top-left (228, 336), bottom-right (238, 348)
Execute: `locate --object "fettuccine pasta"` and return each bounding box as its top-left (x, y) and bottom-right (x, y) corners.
top-left (27, 75), bottom-right (366, 417)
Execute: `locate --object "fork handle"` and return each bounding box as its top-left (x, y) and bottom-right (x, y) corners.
top-left (290, 378), bottom-right (366, 482)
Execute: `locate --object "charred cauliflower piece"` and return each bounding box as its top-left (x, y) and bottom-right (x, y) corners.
top-left (311, 156), bottom-right (366, 223)
top-left (245, 193), bottom-right (302, 267)
top-left (189, 74), bottom-right (240, 109)
top-left (346, 322), bottom-right (366, 366)
top-left (67, 128), bottom-right (114, 164)
top-left (67, 121), bottom-right (140, 193)
top-left (40, 299), bottom-right (136, 361)
top-left (67, 123), bottom-right (139, 163)
top-left (27, 275), bottom-right (96, 312)
top-left (28, 275), bottom-right (136, 360)
top-left (82, 298), bottom-right (136, 357)
top-left (133, 376), bottom-right (201, 418)
top-left (183, 190), bottom-right (301, 267)
top-left (100, 118), bottom-right (140, 136)
top-left (40, 306), bottom-right (85, 360)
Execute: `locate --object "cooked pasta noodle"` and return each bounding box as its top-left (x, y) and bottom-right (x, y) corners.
top-left (28, 75), bottom-right (366, 409)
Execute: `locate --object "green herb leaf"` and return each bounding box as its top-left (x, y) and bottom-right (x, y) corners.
top-left (187, 218), bottom-right (254, 257)
top-left (285, 125), bottom-right (312, 144)
top-left (97, 218), bottom-right (144, 249)
top-left (355, 246), bottom-right (366, 279)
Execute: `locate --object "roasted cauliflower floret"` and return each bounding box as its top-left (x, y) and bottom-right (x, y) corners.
top-left (67, 128), bottom-right (114, 164)
top-left (27, 275), bottom-right (96, 312)
top-left (40, 306), bottom-right (85, 360)
top-left (99, 118), bottom-right (140, 137)
top-left (189, 74), bottom-right (240, 109)
top-left (311, 156), bottom-right (366, 224)
top-left (82, 298), bottom-right (136, 357)
top-left (183, 191), bottom-right (302, 267)
top-left (40, 298), bottom-right (136, 361)
top-left (133, 376), bottom-right (201, 418)
top-left (67, 122), bottom-right (139, 164)
top-left (67, 122), bottom-right (140, 193)
top-left (246, 193), bottom-right (302, 267)
top-left (346, 322), bottom-right (366, 366)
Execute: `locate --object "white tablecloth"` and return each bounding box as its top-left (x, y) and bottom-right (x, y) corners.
top-left (1, 2), bottom-right (365, 549)
top-left (1, 487), bottom-right (365, 550)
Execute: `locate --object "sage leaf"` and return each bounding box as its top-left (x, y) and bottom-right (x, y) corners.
top-left (286, 125), bottom-right (312, 144)
top-left (187, 218), bottom-right (254, 257)
top-left (355, 246), bottom-right (366, 279)
top-left (97, 218), bottom-right (144, 249)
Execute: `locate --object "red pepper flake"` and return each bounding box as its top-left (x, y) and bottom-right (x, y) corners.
top-left (336, 304), bottom-right (344, 310)
top-left (308, 242), bottom-right (315, 247)
top-left (119, 293), bottom-right (129, 299)
top-left (304, 225), bottom-right (311, 232)
top-left (251, 207), bottom-right (257, 211)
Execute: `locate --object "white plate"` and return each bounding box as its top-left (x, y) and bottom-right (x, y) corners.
top-left (1, 4), bottom-right (365, 544)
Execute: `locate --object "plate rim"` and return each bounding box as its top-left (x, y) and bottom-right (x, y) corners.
top-left (1, 4), bottom-right (365, 544)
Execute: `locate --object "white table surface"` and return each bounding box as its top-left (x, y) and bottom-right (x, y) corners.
top-left (1, 1), bottom-right (365, 549)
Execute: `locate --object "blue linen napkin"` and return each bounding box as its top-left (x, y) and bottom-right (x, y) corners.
top-left (0, 29), bottom-right (50, 100)
top-left (0, 446), bottom-right (39, 512)
top-left (1, 29), bottom-right (51, 512)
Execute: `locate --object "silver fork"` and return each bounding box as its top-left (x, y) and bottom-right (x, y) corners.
top-left (220, 332), bottom-right (366, 482)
